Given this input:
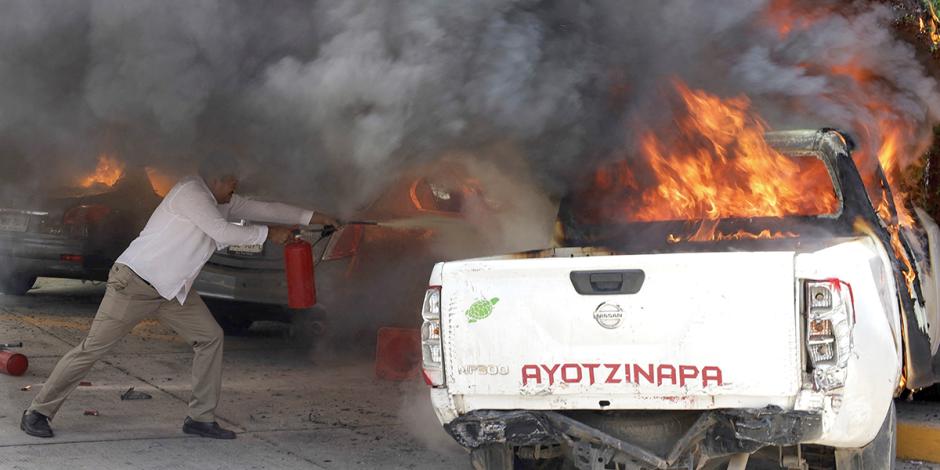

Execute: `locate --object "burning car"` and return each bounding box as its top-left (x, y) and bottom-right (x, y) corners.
top-left (421, 127), bottom-right (940, 469)
top-left (0, 151), bottom-right (491, 343)
top-left (193, 163), bottom-right (493, 338)
top-left (0, 162), bottom-right (161, 295)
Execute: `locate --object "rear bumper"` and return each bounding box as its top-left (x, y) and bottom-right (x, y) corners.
top-left (0, 231), bottom-right (98, 279)
top-left (194, 263), bottom-right (288, 306)
top-left (444, 408), bottom-right (821, 468)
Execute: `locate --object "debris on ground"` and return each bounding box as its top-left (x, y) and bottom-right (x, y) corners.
top-left (79, 381), bottom-right (92, 386)
top-left (83, 409), bottom-right (99, 416)
top-left (120, 387), bottom-right (152, 400)
top-left (20, 385), bottom-right (31, 391)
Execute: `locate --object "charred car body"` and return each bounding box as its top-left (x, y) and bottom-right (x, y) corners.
top-left (0, 162), bottom-right (477, 342)
top-left (0, 171), bottom-right (160, 295)
top-left (422, 130), bottom-right (940, 469)
top-left (193, 167), bottom-right (486, 337)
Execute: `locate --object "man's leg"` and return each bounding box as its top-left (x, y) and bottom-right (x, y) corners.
top-left (156, 292), bottom-right (225, 423)
top-left (28, 264), bottom-right (163, 419)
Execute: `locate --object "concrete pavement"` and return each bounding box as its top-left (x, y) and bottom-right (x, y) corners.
top-left (0, 278), bottom-right (466, 470)
top-left (2, 278), bottom-right (938, 469)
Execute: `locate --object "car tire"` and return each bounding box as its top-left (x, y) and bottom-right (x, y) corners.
top-left (0, 275), bottom-right (36, 296)
top-left (470, 444), bottom-right (516, 470)
top-left (833, 401), bottom-right (897, 470)
top-left (289, 306), bottom-right (328, 344)
top-left (214, 314), bottom-right (254, 336)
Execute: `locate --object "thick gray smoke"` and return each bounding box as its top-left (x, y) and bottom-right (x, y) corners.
top-left (4, 0), bottom-right (939, 451)
top-left (1, 0), bottom-right (937, 214)
top-left (0, 0), bottom-right (594, 211)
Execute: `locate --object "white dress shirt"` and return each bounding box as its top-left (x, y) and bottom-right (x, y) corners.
top-left (116, 176), bottom-right (314, 304)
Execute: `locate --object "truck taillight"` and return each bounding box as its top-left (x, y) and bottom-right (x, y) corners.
top-left (803, 279), bottom-right (855, 391)
top-left (421, 286), bottom-right (444, 387)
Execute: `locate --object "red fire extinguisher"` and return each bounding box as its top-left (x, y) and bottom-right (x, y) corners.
top-left (284, 233), bottom-right (316, 309)
top-left (0, 349), bottom-right (28, 376)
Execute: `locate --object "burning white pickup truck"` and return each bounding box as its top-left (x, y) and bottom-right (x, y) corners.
top-left (420, 129), bottom-right (940, 469)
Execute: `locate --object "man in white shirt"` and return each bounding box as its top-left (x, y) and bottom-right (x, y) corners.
top-left (21, 165), bottom-right (339, 439)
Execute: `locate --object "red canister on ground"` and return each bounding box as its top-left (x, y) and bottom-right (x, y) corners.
top-left (374, 327), bottom-right (421, 381)
top-left (284, 237), bottom-right (316, 309)
top-left (0, 350), bottom-right (28, 376)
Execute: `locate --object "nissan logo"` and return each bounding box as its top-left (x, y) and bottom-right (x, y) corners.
top-left (593, 302), bottom-right (624, 329)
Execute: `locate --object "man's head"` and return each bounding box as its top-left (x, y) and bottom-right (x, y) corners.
top-left (198, 154), bottom-right (239, 204)
top-left (205, 175), bottom-right (238, 204)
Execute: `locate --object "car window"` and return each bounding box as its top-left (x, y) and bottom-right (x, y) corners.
top-left (566, 153), bottom-right (839, 227)
top-left (409, 178), bottom-right (464, 213)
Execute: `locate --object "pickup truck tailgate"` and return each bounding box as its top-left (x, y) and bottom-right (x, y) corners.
top-left (440, 251), bottom-right (802, 410)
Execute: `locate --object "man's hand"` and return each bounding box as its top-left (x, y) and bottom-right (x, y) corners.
top-left (267, 226), bottom-right (294, 245)
top-left (309, 211), bottom-right (342, 227)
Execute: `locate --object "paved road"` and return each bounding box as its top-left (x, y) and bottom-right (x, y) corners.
top-left (0, 278), bottom-right (467, 470)
top-left (0, 278), bottom-right (936, 469)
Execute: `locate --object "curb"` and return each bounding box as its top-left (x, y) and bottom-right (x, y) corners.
top-left (897, 401), bottom-right (940, 463)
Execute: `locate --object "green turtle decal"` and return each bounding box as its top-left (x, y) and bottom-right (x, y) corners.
top-left (466, 297), bottom-right (500, 323)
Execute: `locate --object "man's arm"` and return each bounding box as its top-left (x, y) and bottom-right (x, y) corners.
top-left (169, 182), bottom-right (270, 246)
top-left (226, 194), bottom-right (339, 226)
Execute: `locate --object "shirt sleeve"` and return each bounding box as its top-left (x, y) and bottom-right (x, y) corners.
top-left (224, 194), bottom-right (315, 226)
top-left (169, 182), bottom-right (268, 246)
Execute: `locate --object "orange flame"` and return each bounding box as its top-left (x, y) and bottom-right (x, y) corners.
top-left (849, 120), bottom-right (918, 294)
top-left (874, 125), bottom-right (917, 227)
top-left (578, 81), bottom-right (839, 243)
top-left (80, 155), bottom-right (125, 188)
top-left (144, 167), bottom-right (176, 197)
top-left (767, 2), bottom-right (920, 231)
top-left (628, 81), bottom-right (837, 223)
top-left (920, 2), bottom-right (940, 48)
top-left (763, 0), bottom-right (833, 39)
top-left (876, 186), bottom-right (918, 296)
top-left (761, 0), bottom-right (924, 297)
top-left (894, 228), bottom-right (918, 293)
top-left (668, 227), bottom-right (799, 244)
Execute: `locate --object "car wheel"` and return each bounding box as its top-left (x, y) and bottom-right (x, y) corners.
top-left (290, 306), bottom-right (328, 343)
top-left (0, 275), bottom-right (37, 296)
top-left (470, 444), bottom-right (516, 470)
top-left (833, 401), bottom-right (896, 470)
top-left (214, 314), bottom-right (254, 336)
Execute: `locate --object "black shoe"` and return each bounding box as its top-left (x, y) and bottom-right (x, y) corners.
top-left (182, 416), bottom-right (236, 439)
top-left (20, 410), bottom-right (53, 438)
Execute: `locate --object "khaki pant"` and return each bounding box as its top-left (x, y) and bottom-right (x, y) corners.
top-left (29, 263), bottom-right (224, 422)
